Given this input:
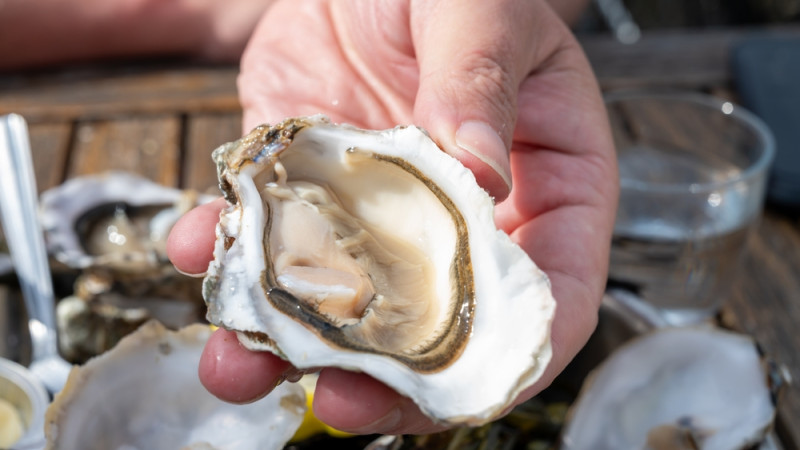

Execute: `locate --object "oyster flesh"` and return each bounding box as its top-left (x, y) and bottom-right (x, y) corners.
top-left (40, 171), bottom-right (213, 275)
top-left (205, 115), bottom-right (556, 425)
top-left (40, 172), bottom-right (214, 362)
top-left (45, 321), bottom-right (306, 449)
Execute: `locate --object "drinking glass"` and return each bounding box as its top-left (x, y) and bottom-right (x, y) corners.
top-left (605, 91), bottom-right (774, 326)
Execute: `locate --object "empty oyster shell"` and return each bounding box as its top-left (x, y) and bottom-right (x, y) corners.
top-left (560, 326), bottom-right (778, 450)
top-left (45, 321), bottom-right (306, 449)
top-left (204, 115), bottom-right (556, 425)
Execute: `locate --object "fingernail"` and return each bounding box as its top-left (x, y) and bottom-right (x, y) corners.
top-left (455, 121), bottom-right (512, 191)
top-left (349, 407), bottom-right (402, 434)
top-left (174, 266), bottom-right (206, 278)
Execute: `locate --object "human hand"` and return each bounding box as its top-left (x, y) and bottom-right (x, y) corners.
top-left (167, 0), bottom-right (617, 435)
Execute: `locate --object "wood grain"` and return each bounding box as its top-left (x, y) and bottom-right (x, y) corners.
top-left (183, 113), bottom-right (242, 194)
top-left (0, 65), bottom-right (240, 122)
top-left (723, 209), bottom-right (800, 447)
top-left (67, 116), bottom-right (181, 187)
top-left (580, 26), bottom-right (800, 91)
top-left (28, 121), bottom-right (72, 193)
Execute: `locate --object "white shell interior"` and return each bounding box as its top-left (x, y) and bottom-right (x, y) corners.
top-left (40, 171), bottom-right (213, 270)
top-left (561, 327), bottom-right (775, 450)
top-left (45, 322), bottom-right (306, 450)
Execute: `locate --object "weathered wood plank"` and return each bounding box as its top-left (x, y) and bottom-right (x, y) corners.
top-left (722, 209), bottom-right (800, 448)
top-left (67, 116), bottom-right (181, 187)
top-left (0, 65), bottom-right (240, 122)
top-left (183, 113), bottom-right (242, 194)
top-left (28, 121), bottom-right (72, 193)
top-left (580, 26), bottom-right (800, 90)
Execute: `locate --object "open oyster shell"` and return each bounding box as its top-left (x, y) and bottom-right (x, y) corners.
top-left (40, 172), bottom-right (215, 362)
top-left (204, 115), bottom-right (556, 425)
top-left (40, 171), bottom-right (213, 275)
top-left (560, 326), bottom-right (778, 450)
top-left (45, 321), bottom-right (306, 449)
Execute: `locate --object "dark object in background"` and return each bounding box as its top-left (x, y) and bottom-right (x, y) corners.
top-left (747, 0), bottom-right (800, 22)
top-left (733, 36), bottom-right (800, 211)
top-left (621, 0), bottom-right (799, 28)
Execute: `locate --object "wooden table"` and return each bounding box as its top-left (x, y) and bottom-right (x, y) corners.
top-left (1, 25), bottom-right (799, 447)
top-left (582, 26), bottom-right (800, 447)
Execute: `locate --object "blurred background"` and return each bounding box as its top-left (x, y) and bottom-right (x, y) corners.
top-left (582, 0), bottom-right (800, 32)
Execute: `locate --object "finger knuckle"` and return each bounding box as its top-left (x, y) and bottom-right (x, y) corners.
top-left (458, 52), bottom-right (516, 114)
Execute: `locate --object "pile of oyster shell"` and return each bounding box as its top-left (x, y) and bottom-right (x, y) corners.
top-left (39, 171), bottom-right (214, 362)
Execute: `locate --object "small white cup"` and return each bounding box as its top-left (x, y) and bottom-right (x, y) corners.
top-left (0, 358), bottom-right (48, 449)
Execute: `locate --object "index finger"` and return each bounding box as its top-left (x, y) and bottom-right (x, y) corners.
top-left (166, 198), bottom-right (226, 275)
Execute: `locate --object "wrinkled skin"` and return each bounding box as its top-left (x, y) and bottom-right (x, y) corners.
top-left (167, 0), bottom-right (617, 435)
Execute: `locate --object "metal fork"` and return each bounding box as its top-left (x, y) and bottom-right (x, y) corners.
top-left (0, 114), bottom-right (72, 396)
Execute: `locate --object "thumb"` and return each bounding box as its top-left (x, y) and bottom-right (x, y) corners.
top-left (411, 0), bottom-right (561, 201)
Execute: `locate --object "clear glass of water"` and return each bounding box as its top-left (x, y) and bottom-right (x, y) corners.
top-left (605, 91), bottom-right (775, 326)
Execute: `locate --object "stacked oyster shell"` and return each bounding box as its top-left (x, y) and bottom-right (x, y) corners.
top-left (204, 115), bottom-right (556, 425)
top-left (39, 172), bottom-right (214, 362)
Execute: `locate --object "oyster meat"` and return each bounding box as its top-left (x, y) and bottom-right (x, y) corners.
top-left (40, 171), bottom-right (213, 275)
top-left (40, 172), bottom-right (214, 362)
top-left (204, 115), bottom-right (556, 425)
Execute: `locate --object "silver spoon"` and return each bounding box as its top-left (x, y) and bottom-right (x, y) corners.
top-left (0, 114), bottom-right (72, 396)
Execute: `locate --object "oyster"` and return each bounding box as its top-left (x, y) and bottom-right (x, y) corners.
top-left (45, 321), bottom-right (306, 449)
top-left (40, 171), bottom-right (213, 275)
top-left (40, 172), bottom-right (214, 362)
top-left (205, 115), bottom-right (556, 425)
top-left (560, 326), bottom-right (778, 450)
top-left (56, 270), bottom-right (204, 363)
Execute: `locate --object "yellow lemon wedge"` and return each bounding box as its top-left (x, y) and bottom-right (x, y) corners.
top-left (291, 374), bottom-right (353, 442)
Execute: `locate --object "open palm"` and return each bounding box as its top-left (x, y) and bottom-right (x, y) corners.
top-left (168, 0), bottom-right (617, 435)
